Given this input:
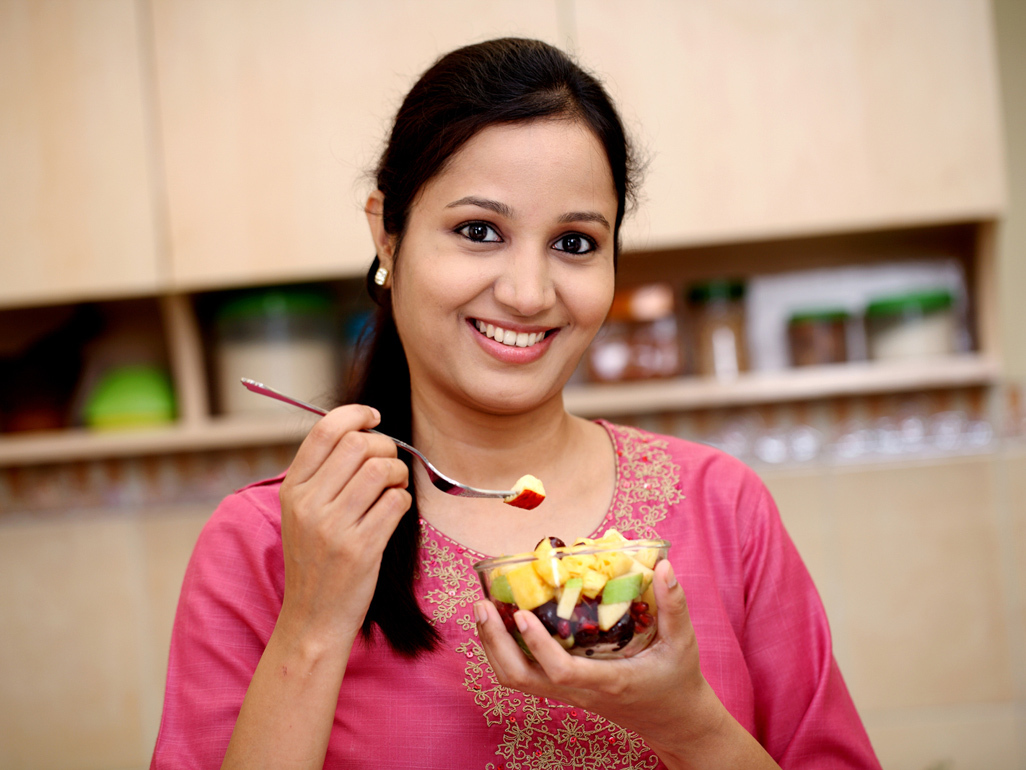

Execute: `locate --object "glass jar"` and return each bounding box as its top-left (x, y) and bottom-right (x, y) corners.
top-left (787, 308), bottom-right (849, 367)
top-left (214, 287), bottom-right (338, 415)
top-left (865, 289), bottom-right (957, 361)
top-left (586, 283), bottom-right (682, 382)
top-left (687, 280), bottom-right (748, 379)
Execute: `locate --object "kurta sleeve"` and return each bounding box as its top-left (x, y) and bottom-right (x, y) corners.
top-left (150, 480), bottom-right (286, 769)
top-left (736, 470), bottom-right (881, 768)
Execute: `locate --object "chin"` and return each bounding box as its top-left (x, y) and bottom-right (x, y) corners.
top-left (463, 381), bottom-right (563, 417)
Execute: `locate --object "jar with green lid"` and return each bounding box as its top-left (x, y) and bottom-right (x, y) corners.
top-left (864, 288), bottom-right (957, 361)
top-left (787, 308), bottom-right (849, 367)
top-left (687, 279), bottom-right (747, 379)
top-left (214, 287), bottom-right (338, 415)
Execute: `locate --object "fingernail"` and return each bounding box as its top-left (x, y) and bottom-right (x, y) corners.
top-left (474, 602), bottom-right (488, 625)
top-left (370, 407), bottom-right (381, 422)
top-left (665, 562), bottom-right (678, 589)
top-left (514, 612), bottom-right (529, 633)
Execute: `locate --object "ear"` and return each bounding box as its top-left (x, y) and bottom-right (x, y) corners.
top-left (365, 190), bottom-right (397, 276)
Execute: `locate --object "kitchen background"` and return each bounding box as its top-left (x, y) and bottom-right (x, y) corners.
top-left (1, 0), bottom-right (1025, 767)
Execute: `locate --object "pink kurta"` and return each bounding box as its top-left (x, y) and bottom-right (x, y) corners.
top-left (152, 422), bottom-right (881, 769)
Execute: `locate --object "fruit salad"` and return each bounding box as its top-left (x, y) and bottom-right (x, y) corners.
top-left (474, 529), bottom-right (670, 659)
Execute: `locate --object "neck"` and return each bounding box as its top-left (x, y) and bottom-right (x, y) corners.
top-left (409, 387), bottom-right (577, 491)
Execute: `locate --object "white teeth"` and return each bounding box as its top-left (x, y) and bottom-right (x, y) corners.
top-left (474, 320), bottom-right (546, 349)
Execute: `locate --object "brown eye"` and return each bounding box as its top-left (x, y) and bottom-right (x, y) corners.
top-left (554, 233), bottom-right (595, 255)
top-left (457, 222), bottom-right (501, 243)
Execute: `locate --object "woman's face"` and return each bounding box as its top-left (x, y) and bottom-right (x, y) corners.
top-left (381, 119), bottom-right (618, 417)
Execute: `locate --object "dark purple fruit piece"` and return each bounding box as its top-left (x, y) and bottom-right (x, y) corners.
top-left (598, 611), bottom-right (636, 651)
top-left (556, 619), bottom-right (573, 639)
top-left (495, 600), bottom-right (518, 634)
top-left (534, 536), bottom-right (567, 549)
top-left (532, 600), bottom-right (561, 636)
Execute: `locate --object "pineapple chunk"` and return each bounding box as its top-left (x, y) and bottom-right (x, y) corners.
top-left (562, 553), bottom-right (598, 578)
top-left (640, 582), bottom-right (657, 610)
top-left (632, 547), bottom-right (659, 570)
top-left (532, 539), bottom-right (569, 587)
top-left (506, 562), bottom-right (555, 610)
top-left (596, 550), bottom-right (634, 579)
top-left (598, 527), bottom-right (628, 544)
top-left (580, 568), bottom-right (608, 599)
top-left (627, 556), bottom-right (655, 590)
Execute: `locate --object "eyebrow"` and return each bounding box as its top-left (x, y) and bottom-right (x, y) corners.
top-left (558, 211), bottom-right (611, 231)
top-left (445, 196), bottom-right (514, 218)
top-left (446, 196), bottom-right (611, 231)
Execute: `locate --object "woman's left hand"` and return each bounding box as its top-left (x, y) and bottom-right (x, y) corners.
top-left (475, 560), bottom-right (774, 768)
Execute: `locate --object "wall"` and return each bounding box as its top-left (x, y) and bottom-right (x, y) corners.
top-left (995, 0), bottom-right (1026, 381)
top-left (763, 447), bottom-right (1026, 769)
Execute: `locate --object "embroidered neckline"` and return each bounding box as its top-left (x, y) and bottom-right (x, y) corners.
top-left (416, 422), bottom-right (685, 770)
top-left (417, 420), bottom-right (625, 560)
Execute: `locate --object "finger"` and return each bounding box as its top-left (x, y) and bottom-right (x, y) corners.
top-left (512, 611), bottom-right (580, 684)
top-left (475, 601), bottom-right (535, 687)
top-left (354, 486), bottom-right (413, 551)
top-left (333, 455), bottom-right (409, 518)
top-left (287, 405), bottom-right (382, 485)
top-left (289, 430), bottom-right (399, 513)
top-left (651, 560), bottom-right (692, 644)
top-left (513, 610), bottom-right (613, 694)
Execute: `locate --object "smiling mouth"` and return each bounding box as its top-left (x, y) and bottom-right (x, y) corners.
top-left (473, 319), bottom-right (552, 348)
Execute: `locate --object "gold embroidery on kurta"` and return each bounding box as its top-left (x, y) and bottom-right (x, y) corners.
top-left (419, 424), bottom-right (683, 770)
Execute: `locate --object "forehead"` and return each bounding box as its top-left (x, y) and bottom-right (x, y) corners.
top-left (417, 119), bottom-right (618, 211)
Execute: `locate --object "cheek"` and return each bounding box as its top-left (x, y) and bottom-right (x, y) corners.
top-left (571, 273), bottom-right (616, 332)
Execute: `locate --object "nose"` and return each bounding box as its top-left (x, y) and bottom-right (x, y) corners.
top-left (492, 246), bottom-right (556, 317)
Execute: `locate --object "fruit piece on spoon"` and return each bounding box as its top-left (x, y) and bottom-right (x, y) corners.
top-left (504, 474), bottom-right (546, 510)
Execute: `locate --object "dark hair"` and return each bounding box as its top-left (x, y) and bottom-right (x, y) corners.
top-left (346, 37), bottom-right (637, 657)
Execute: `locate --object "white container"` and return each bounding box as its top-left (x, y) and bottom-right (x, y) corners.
top-left (214, 289), bottom-right (338, 416)
top-left (865, 289), bottom-right (959, 361)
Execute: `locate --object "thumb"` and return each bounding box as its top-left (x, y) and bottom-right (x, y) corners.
top-left (652, 559), bottom-right (692, 639)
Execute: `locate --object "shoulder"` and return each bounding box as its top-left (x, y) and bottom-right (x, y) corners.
top-left (600, 420), bottom-right (775, 539)
top-left (601, 420), bottom-right (765, 494)
top-left (189, 472), bottom-right (287, 572)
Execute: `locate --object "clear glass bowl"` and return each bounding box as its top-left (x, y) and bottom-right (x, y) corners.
top-left (474, 536), bottom-right (671, 660)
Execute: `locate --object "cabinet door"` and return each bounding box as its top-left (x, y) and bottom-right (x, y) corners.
top-left (0, 0), bottom-right (163, 307)
top-left (575, 0), bottom-right (1006, 251)
top-left (151, 0), bottom-right (563, 289)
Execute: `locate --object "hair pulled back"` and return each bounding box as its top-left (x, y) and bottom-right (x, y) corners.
top-left (347, 37), bottom-right (637, 657)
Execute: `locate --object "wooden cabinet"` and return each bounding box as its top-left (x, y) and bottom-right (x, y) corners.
top-left (575, 0), bottom-right (1006, 251)
top-left (0, 0), bottom-right (1010, 466)
top-left (0, 0), bottom-right (164, 307)
top-left (149, 0), bottom-right (564, 290)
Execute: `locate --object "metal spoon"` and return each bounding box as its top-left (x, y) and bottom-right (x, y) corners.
top-left (240, 378), bottom-right (520, 501)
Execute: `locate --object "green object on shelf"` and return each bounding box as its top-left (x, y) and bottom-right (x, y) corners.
top-left (215, 287), bottom-right (333, 325)
top-left (83, 365), bottom-right (176, 430)
top-left (788, 308), bottom-right (850, 325)
top-left (865, 289), bottom-right (954, 318)
top-left (687, 279), bottom-right (746, 304)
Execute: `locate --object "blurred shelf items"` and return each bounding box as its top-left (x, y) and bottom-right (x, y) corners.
top-left (0, 0), bottom-right (1007, 469)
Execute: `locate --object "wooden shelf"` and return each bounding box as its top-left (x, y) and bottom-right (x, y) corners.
top-left (563, 354), bottom-right (1001, 417)
top-left (0, 354), bottom-right (1000, 467)
top-left (0, 413), bottom-right (318, 467)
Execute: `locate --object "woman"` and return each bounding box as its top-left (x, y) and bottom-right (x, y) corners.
top-left (152, 38), bottom-right (881, 769)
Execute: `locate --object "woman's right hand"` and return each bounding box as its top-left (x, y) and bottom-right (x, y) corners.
top-left (276, 404), bottom-right (412, 652)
